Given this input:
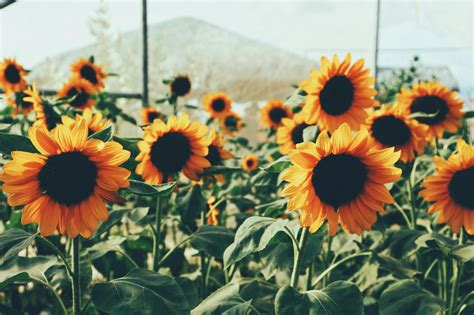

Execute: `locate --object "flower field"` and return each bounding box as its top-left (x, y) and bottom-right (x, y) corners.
top-left (0, 53), bottom-right (472, 315)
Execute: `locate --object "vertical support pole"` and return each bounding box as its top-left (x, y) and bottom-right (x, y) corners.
top-left (142, 0), bottom-right (149, 106)
top-left (374, 0), bottom-right (381, 85)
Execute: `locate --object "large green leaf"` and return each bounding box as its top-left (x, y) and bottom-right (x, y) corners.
top-left (379, 279), bottom-right (443, 315)
top-left (260, 156), bottom-right (290, 173)
top-left (204, 166), bottom-right (242, 175)
top-left (89, 125), bottom-right (113, 141)
top-left (127, 180), bottom-right (176, 196)
top-left (0, 229), bottom-right (37, 263)
top-left (85, 236), bottom-right (126, 261)
top-left (91, 208), bottom-right (128, 238)
top-left (275, 281), bottom-right (364, 315)
top-left (372, 253), bottom-right (421, 280)
top-left (92, 268), bottom-right (188, 314)
top-left (0, 133), bottom-right (37, 154)
top-left (224, 216), bottom-right (288, 268)
top-left (190, 225), bottom-right (235, 259)
top-left (451, 244), bottom-right (474, 262)
top-left (176, 277), bottom-right (199, 309)
top-left (191, 283), bottom-right (246, 315)
top-left (0, 256), bottom-right (57, 289)
top-left (177, 184), bottom-right (206, 227)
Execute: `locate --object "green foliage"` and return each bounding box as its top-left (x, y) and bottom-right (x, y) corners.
top-left (190, 225), bottom-right (235, 259)
top-left (0, 229), bottom-right (37, 263)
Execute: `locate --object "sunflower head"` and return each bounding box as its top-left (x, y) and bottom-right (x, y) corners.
top-left (135, 114), bottom-right (211, 184)
top-left (0, 58), bottom-right (28, 93)
top-left (300, 54), bottom-right (377, 132)
top-left (203, 92), bottom-right (232, 119)
top-left (57, 78), bottom-right (96, 110)
top-left (204, 129), bottom-right (233, 182)
top-left (420, 140), bottom-right (474, 235)
top-left (260, 99), bottom-right (293, 129)
top-left (242, 154), bottom-right (259, 173)
top-left (62, 108), bottom-right (109, 136)
top-left (169, 74), bottom-right (191, 97)
top-left (0, 120), bottom-right (131, 237)
top-left (71, 58), bottom-right (107, 92)
top-left (221, 112), bottom-right (242, 136)
top-left (6, 88), bottom-right (35, 116)
top-left (397, 81), bottom-right (464, 139)
top-left (141, 107), bottom-right (163, 125)
top-left (366, 105), bottom-right (428, 163)
top-left (24, 84), bottom-right (61, 131)
top-left (276, 112), bottom-right (313, 154)
top-left (282, 123), bottom-right (401, 235)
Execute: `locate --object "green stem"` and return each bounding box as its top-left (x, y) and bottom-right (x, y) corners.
top-left (290, 227), bottom-right (309, 288)
top-left (157, 236), bottom-right (192, 268)
top-left (448, 231), bottom-right (465, 315)
top-left (434, 137), bottom-right (440, 156)
top-left (393, 202), bottom-right (413, 229)
top-left (152, 196), bottom-right (164, 271)
top-left (37, 235), bottom-right (73, 279)
top-left (200, 199), bottom-right (207, 298)
top-left (284, 226), bottom-right (300, 252)
top-left (313, 252), bottom-right (371, 287)
top-left (71, 237), bottom-right (81, 315)
top-left (306, 263), bottom-right (313, 291)
top-left (118, 250), bottom-right (139, 268)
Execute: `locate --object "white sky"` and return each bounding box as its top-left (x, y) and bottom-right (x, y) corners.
top-left (1, 0), bottom-right (473, 98)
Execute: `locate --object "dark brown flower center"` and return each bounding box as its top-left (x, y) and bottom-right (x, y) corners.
top-left (171, 76), bottom-right (191, 97)
top-left (150, 132), bottom-right (191, 177)
top-left (67, 87), bottom-right (89, 108)
top-left (80, 65), bottom-right (98, 84)
top-left (269, 107), bottom-right (288, 124)
top-left (147, 111), bottom-right (161, 123)
top-left (38, 152), bottom-right (97, 205)
top-left (312, 153), bottom-right (367, 209)
top-left (246, 159), bottom-right (254, 168)
top-left (5, 64), bottom-right (21, 84)
top-left (291, 123), bottom-right (309, 145)
top-left (320, 75), bottom-right (355, 116)
top-left (211, 99), bottom-right (226, 112)
top-left (410, 95), bottom-right (449, 125)
top-left (448, 167), bottom-right (474, 209)
top-left (206, 145), bottom-right (222, 166)
top-left (371, 114), bottom-right (411, 147)
top-left (224, 116), bottom-right (239, 131)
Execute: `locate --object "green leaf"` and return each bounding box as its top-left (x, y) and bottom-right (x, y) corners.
top-left (221, 300), bottom-right (253, 315)
top-left (302, 125), bottom-right (318, 142)
top-left (0, 229), bottom-right (37, 263)
top-left (204, 166), bottom-right (242, 175)
top-left (0, 256), bottom-right (57, 290)
top-left (177, 185), bottom-right (206, 227)
top-left (372, 253), bottom-right (421, 280)
top-left (176, 277), bottom-right (199, 309)
top-left (191, 283), bottom-right (246, 315)
top-left (92, 268), bottom-right (188, 314)
top-left (128, 207), bottom-right (151, 226)
top-left (256, 199), bottom-right (287, 217)
top-left (224, 216), bottom-right (288, 268)
top-left (89, 125), bottom-right (113, 141)
top-left (112, 136), bottom-right (140, 156)
top-left (260, 156), bottom-right (290, 173)
top-left (451, 244), bottom-right (474, 262)
top-left (275, 281), bottom-right (364, 315)
top-left (127, 180), bottom-right (176, 196)
top-left (85, 236), bottom-right (126, 261)
top-left (379, 279), bottom-right (443, 315)
top-left (190, 225), bottom-right (235, 259)
top-left (0, 133), bottom-right (37, 154)
top-left (463, 110), bottom-right (474, 119)
top-left (91, 208), bottom-right (128, 238)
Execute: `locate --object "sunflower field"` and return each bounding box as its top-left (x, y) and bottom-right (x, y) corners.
top-left (0, 52), bottom-right (473, 315)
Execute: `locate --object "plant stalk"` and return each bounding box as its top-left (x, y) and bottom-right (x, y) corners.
top-left (152, 196), bottom-right (164, 271)
top-left (71, 237), bottom-right (81, 315)
top-left (290, 227), bottom-right (309, 288)
top-left (313, 252), bottom-right (371, 287)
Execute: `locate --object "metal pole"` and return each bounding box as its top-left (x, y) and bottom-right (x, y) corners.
top-left (142, 0), bottom-right (149, 106)
top-left (374, 0), bottom-right (381, 85)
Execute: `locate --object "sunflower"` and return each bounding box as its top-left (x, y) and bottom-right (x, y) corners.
top-left (57, 78), bottom-right (96, 110)
top-left (0, 121), bottom-right (131, 237)
top-left (221, 112), bottom-right (242, 136)
top-left (71, 58), bottom-right (107, 92)
top-left (300, 54), bottom-right (377, 132)
top-left (169, 74), bottom-right (191, 97)
top-left (141, 107), bottom-right (163, 124)
top-left (203, 92), bottom-right (232, 119)
top-left (242, 154), bottom-right (259, 173)
top-left (6, 89), bottom-right (35, 116)
top-left (0, 58), bottom-right (28, 94)
top-left (135, 114), bottom-right (211, 184)
top-left (366, 105), bottom-right (428, 163)
top-left (206, 196), bottom-right (220, 225)
top-left (281, 123), bottom-right (401, 235)
top-left (260, 99), bottom-right (293, 129)
top-left (24, 85), bottom-right (61, 131)
top-left (276, 112), bottom-right (313, 154)
top-left (419, 140), bottom-right (474, 235)
top-left (62, 108), bottom-right (108, 136)
top-left (205, 129), bottom-right (233, 182)
top-left (397, 81), bottom-right (464, 139)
